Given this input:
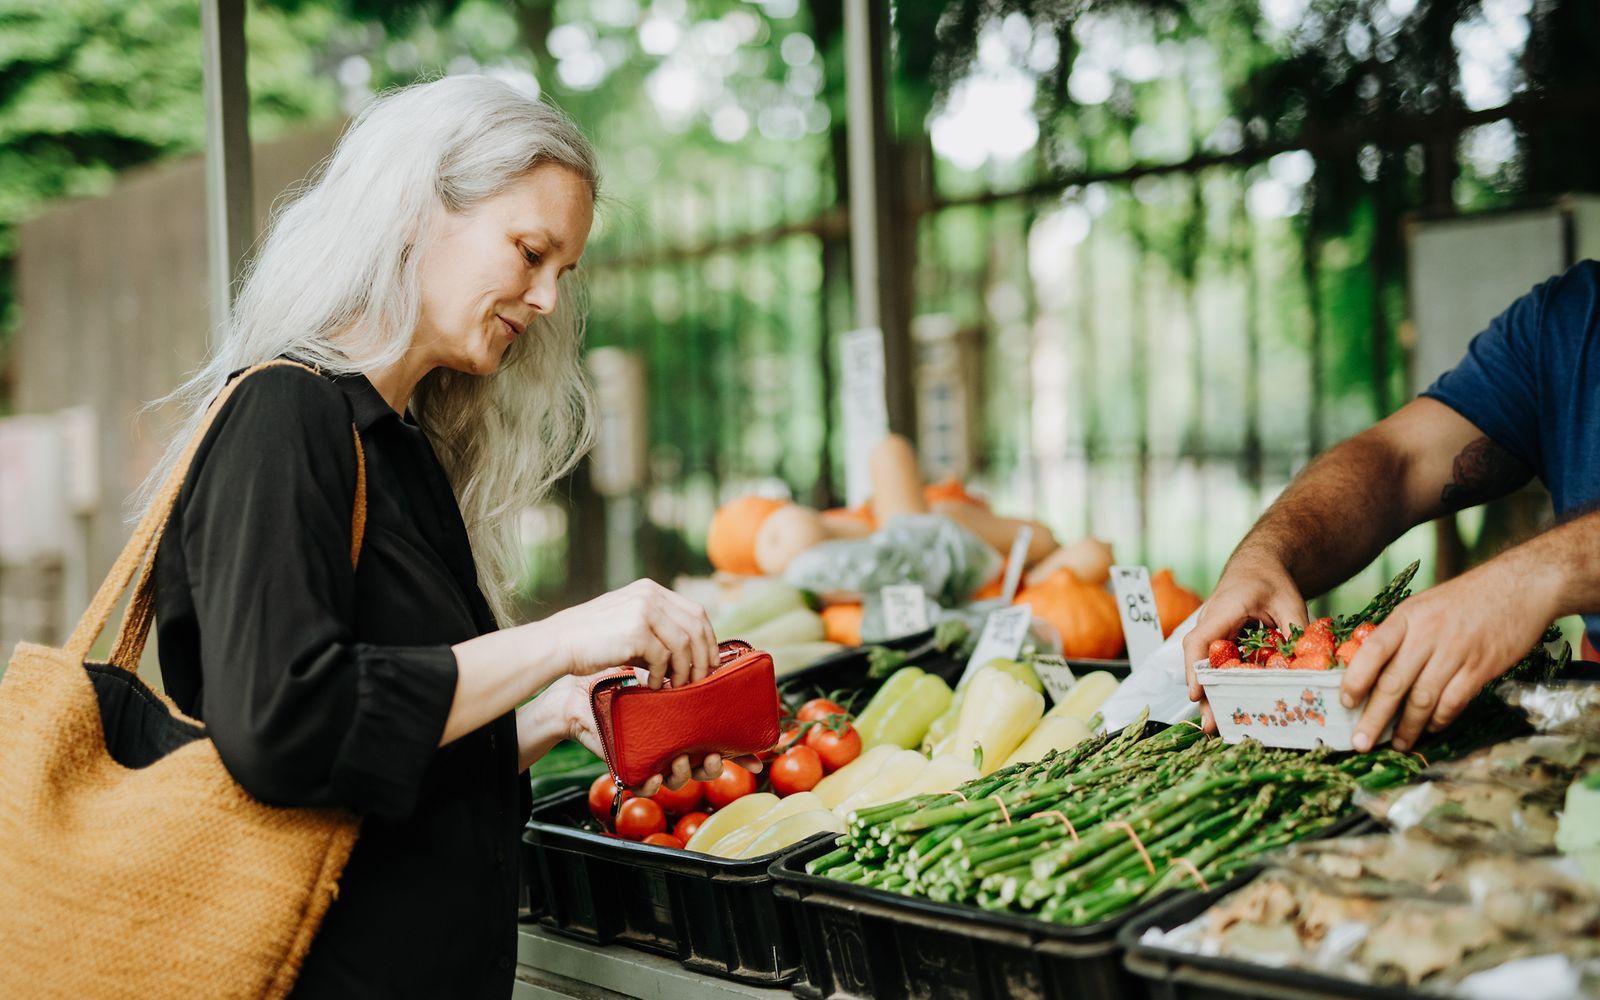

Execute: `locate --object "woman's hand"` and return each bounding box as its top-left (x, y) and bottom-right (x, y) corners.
top-left (1340, 557), bottom-right (1556, 752)
top-left (1180, 553), bottom-right (1309, 733)
top-left (542, 579), bottom-right (719, 689)
top-left (523, 672), bottom-right (764, 796)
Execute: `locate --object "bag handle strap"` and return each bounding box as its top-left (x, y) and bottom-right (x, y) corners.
top-left (65, 360), bottom-right (368, 671)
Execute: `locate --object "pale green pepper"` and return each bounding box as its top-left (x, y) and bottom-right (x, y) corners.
top-left (865, 673), bottom-right (953, 749)
top-left (853, 667), bottom-right (925, 746)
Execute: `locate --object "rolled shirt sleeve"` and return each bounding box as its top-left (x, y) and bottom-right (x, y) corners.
top-left (179, 366), bottom-right (458, 821)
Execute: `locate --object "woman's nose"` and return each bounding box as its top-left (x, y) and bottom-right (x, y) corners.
top-left (523, 275), bottom-right (558, 316)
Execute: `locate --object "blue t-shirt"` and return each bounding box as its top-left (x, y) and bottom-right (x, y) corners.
top-left (1423, 259), bottom-right (1600, 645)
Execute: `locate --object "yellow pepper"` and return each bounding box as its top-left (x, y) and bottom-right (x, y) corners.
top-left (951, 668), bottom-right (1045, 775)
top-left (1002, 714), bottom-right (1093, 769)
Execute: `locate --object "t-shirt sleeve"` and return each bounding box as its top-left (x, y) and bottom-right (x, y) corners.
top-left (178, 365), bottom-right (459, 821)
top-left (1420, 274), bottom-right (1552, 475)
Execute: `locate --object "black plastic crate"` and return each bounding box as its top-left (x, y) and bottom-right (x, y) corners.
top-left (771, 835), bottom-right (1146, 1000)
top-left (521, 786), bottom-right (826, 986)
top-left (1119, 877), bottom-right (1405, 1000)
top-left (768, 781), bottom-right (1371, 1000)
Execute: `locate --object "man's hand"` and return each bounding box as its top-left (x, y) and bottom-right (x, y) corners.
top-left (1181, 553), bottom-right (1310, 732)
top-left (1341, 555), bottom-right (1558, 752)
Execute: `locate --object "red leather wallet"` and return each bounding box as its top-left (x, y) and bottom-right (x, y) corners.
top-left (590, 639), bottom-right (782, 794)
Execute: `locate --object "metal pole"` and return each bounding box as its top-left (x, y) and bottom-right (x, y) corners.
top-left (200, 0), bottom-right (254, 343)
top-left (842, 0), bottom-right (915, 439)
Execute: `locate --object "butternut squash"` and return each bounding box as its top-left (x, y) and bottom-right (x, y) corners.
top-left (869, 434), bottom-right (927, 523)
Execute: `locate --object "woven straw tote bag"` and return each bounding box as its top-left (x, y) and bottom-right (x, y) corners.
top-left (0, 360), bottom-right (367, 998)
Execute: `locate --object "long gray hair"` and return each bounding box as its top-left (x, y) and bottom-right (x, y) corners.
top-left (137, 75), bottom-right (600, 626)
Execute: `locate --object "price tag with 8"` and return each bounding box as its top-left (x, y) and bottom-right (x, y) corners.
top-left (1109, 565), bottom-right (1164, 667)
top-left (1031, 654), bottom-right (1077, 706)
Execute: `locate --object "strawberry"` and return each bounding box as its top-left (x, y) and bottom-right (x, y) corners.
top-left (1351, 622), bottom-right (1377, 642)
top-left (1335, 640), bottom-right (1361, 665)
top-left (1292, 649), bottom-right (1333, 671)
top-left (1240, 626), bottom-right (1286, 664)
top-left (1308, 617), bottom-right (1334, 637)
top-left (1265, 652), bottom-right (1291, 670)
top-left (1209, 639), bottom-right (1242, 669)
top-left (1293, 629), bottom-right (1334, 659)
top-left (1221, 658), bottom-right (1245, 669)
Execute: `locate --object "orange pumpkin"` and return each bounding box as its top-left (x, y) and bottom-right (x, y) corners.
top-left (821, 604), bottom-right (864, 646)
top-left (1152, 568), bottom-right (1204, 637)
top-left (707, 496), bottom-right (786, 575)
top-left (923, 479), bottom-right (987, 509)
top-left (1015, 569), bottom-right (1125, 660)
top-left (970, 574), bottom-right (1004, 601)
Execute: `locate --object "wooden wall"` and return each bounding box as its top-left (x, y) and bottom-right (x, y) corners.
top-left (7, 122), bottom-right (345, 670)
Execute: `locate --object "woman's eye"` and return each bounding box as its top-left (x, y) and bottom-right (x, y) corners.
top-left (520, 245), bottom-right (542, 267)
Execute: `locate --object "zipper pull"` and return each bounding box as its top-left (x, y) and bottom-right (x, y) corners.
top-left (609, 774), bottom-right (627, 827)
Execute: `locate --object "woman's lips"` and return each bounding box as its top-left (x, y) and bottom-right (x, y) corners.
top-left (498, 315), bottom-right (520, 337)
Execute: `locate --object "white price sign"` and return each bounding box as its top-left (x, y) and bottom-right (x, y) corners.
top-left (880, 584), bottom-right (930, 637)
top-left (999, 525), bottom-right (1033, 603)
top-left (1031, 655), bottom-right (1077, 706)
top-left (1110, 565), bottom-right (1164, 666)
top-left (964, 604), bottom-right (1033, 681)
top-left (840, 327), bottom-right (890, 508)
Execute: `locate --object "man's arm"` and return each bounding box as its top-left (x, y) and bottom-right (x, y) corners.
top-left (1182, 397), bottom-right (1532, 728)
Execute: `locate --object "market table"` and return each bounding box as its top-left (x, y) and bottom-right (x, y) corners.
top-left (512, 923), bottom-right (791, 1000)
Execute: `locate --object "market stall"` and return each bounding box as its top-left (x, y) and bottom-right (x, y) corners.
top-left (519, 462), bottom-right (1589, 999)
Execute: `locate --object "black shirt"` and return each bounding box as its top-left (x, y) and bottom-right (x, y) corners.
top-left (154, 363), bottom-right (529, 998)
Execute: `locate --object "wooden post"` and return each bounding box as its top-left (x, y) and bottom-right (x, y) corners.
top-left (200, 0), bottom-right (253, 342)
top-left (843, 0), bottom-right (915, 441)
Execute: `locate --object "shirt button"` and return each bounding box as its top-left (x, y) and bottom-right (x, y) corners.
top-left (488, 733), bottom-right (497, 750)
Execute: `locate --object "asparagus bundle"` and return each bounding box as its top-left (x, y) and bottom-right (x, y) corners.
top-left (804, 710), bottom-right (1424, 925)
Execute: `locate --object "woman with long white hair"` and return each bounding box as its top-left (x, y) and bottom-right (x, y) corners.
top-left (143, 75), bottom-right (738, 997)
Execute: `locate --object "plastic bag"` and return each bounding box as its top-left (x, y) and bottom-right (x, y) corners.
top-left (782, 514), bottom-right (1002, 606)
top-left (1501, 681), bottom-right (1600, 736)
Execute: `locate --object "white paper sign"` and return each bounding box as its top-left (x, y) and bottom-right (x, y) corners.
top-left (1032, 655), bottom-right (1077, 706)
top-left (964, 604), bottom-right (1033, 681)
top-left (840, 327), bottom-right (890, 508)
top-left (999, 525), bottom-right (1033, 603)
top-left (1110, 565), bottom-right (1165, 667)
top-left (880, 584), bottom-right (930, 637)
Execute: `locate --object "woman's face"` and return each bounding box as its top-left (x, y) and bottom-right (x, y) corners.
top-left (414, 163), bottom-right (594, 375)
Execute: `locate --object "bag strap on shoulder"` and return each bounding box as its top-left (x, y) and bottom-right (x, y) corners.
top-left (65, 359), bottom-right (368, 673)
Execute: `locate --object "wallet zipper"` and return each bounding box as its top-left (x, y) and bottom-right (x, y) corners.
top-left (589, 674), bottom-right (632, 826)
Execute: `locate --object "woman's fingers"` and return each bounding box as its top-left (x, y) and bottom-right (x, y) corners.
top-left (633, 774), bottom-right (663, 797)
top-left (664, 754), bottom-right (694, 791)
top-left (652, 599), bottom-right (712, 686)
top-left (659, 588), bottom-right (720, 677)
top-left (1199, 699), bottom-right (1217, 735)
top-left (1268, 597), bottom-right (1310, 634)
top-left (691, 752), bottom-right (724, 782)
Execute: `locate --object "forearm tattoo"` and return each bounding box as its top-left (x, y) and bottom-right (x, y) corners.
top-left (1440, 436), bottom-right (1533, 511)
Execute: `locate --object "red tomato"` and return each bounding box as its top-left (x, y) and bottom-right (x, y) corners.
top-left (588, 774), bottom-right (630, 824)
top-left (760, 723), bottom-right (804, 762)
top-left (642, 832), bottom-right (685, 849)
top-left (797, 699), bottom-right (847, 723)
top-left (705, 762), bottom-right (757, 808)
top-left (805, 724), bottom-right (862, 773)
top-left (770, 745), bottom-right (824, 796)
top-left (648, 779), bottom-right (704, 816)
top-left (615, 797), bottom-right (667, 840)
top-left (673, 811), bottom-right (709, 843)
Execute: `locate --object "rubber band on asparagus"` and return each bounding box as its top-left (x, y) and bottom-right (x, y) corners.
top-left (1040, 809), bottom-right (1077, 843)
top-left (990, 795), bottom-right (1012, 826)
top-left (1105, 821), bottom-right (1156, 875)
top-left (1171, 857), bottom-right (1209, 891)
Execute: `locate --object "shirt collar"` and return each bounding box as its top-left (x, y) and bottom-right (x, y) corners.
top-left (332, 370), bottom-right (408, 432)
top-left (264, 354), bottom-right (410, 431)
